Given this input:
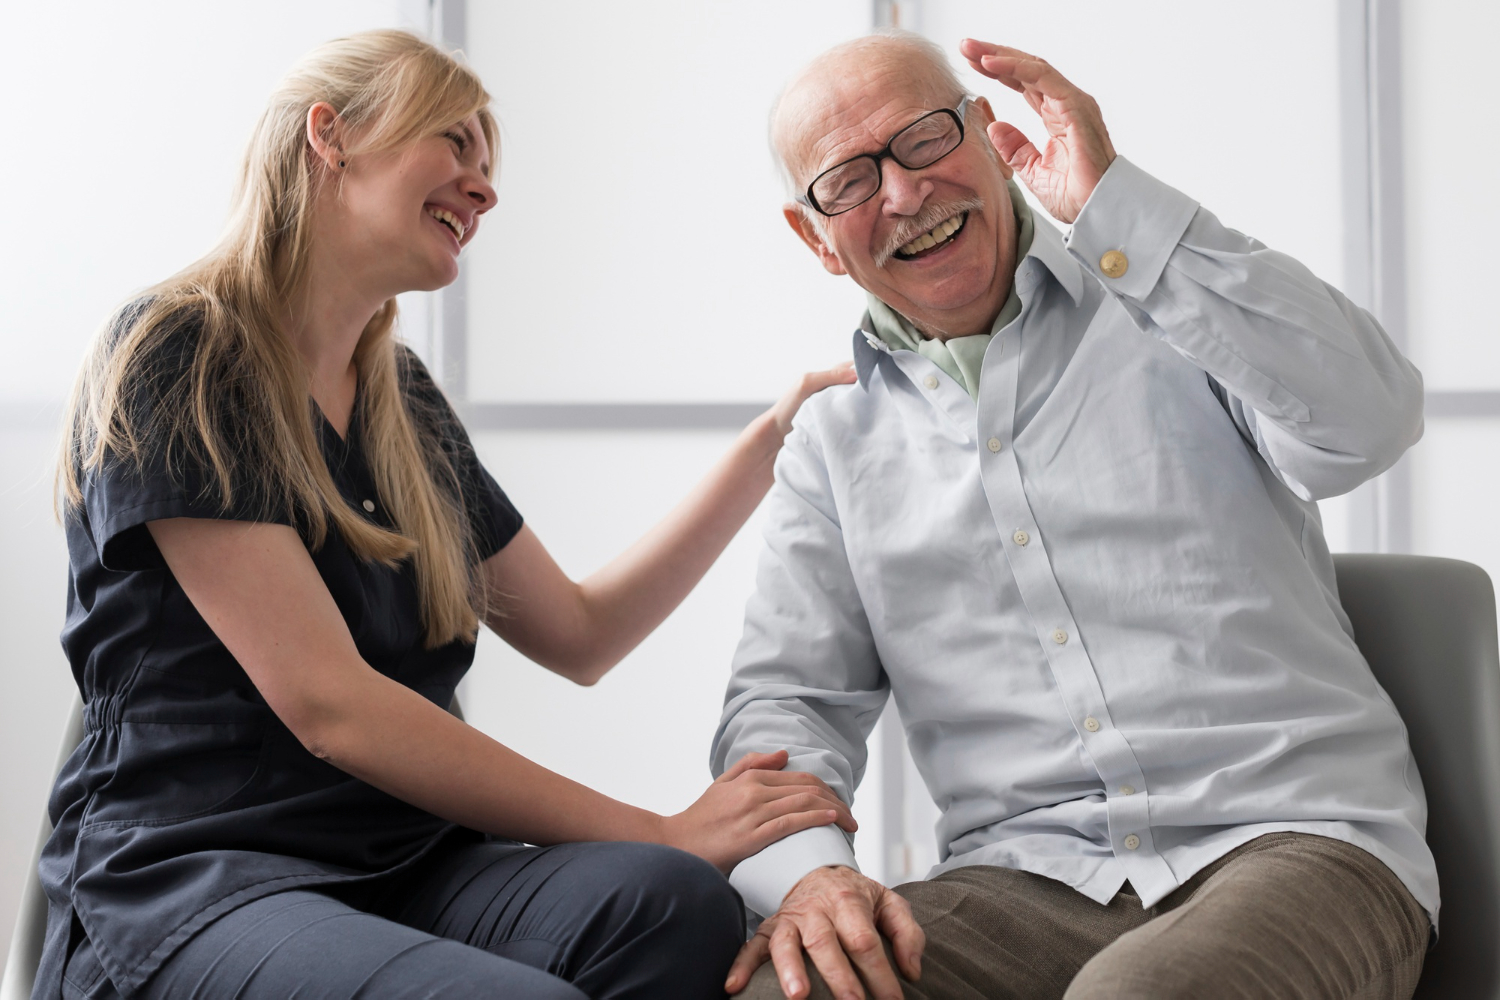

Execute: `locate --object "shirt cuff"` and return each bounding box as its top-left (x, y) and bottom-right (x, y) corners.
top-left (728, 825), bottom-right (860, 917)
top-left (1066, 154), bottom-right (1200, 301)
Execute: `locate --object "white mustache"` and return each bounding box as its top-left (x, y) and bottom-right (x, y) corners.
top-left (874, 197), bottom-right (986, 268)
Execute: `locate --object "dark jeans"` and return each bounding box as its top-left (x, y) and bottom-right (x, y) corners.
top-left (64, 841), bottom-right (744, 1000)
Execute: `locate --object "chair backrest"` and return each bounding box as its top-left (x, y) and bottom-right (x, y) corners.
top-left (1334, 554), bottom-right (1500, 999)
top-left (1, 697), bottom-right (83, 1000)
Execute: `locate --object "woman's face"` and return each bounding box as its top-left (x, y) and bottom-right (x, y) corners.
top-left (329, 112), bottom-right (496, 295)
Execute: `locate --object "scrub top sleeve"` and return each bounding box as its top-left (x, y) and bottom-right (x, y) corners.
top-left (79, 313), bottom-right (294, 573)
top-left (396, 346), bottom-right (523, 561)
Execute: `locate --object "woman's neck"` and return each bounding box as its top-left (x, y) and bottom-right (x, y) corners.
top-left (284, 238), bottom-right (389, 439)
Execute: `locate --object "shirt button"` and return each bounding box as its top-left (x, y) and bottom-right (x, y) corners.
top-left (362, 499), bottom-right (376, 512)
top-left (1052, 628), bottom-right (1069, 644)
top-left (1123, 834), bottom-right (1141, 851)
top-left (1083, 716), bottom-right (1100, 732)
top-left (1119, 785), bottom-right (1136, 796)
top-left (923, 375), bottom-right (939, 389)
top-left (1013, 530), bottom-right (1030, 546)
top-left (1100, 249), bottom-right (1129, 278)
top-left (987, 437), bottom-right (1002, 453)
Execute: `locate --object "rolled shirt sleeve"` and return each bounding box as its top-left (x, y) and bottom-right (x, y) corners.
top-left (712, 411), bottom-right (888, 915)
top-left (1066, 155), bottom-right (1423, 500)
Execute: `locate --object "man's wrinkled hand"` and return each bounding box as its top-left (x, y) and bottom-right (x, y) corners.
top-left (724, 865), bottom-right (924, 1000)
top-left (958, 39), bottom-right (1116, 224)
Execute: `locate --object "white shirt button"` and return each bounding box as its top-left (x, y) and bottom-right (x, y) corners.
top-left (1013, 530), bottom-right (1030, 546)
top-left (1119, 785), bottom-right (1136, 796)
top-left (362, 499), bottom-right (376, 513)
top-left (1123, 834), bottom-right (1141, 851)
top-left (987, 437), bottom-right (1002, 453)
top-left (1052, 628), bottom-right (1068, 645)
top-left (923, 375), bottom-right (939, 389)
top-left (1083, 716), bottom-right (1100, 732)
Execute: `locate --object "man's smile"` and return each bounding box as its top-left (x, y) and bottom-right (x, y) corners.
top-left (892, 210), bottom-right (969, 262)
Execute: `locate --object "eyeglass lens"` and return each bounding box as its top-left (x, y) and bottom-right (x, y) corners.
top-left (810, 110), bottom-right (963, 215)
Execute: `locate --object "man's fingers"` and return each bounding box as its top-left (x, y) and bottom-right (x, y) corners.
top-left (832, 900), bottom-right (903, 1000)
top-left (725, 928), bottom-right (773, 995)
top-left (874, 891), bottom-right (926, 982)
top-left (769, 919), bottom-right (814, 999)
top-left (799, 914), bottom-right (867, 1000)
top-left (987, 121), bottom-right (1041, 176)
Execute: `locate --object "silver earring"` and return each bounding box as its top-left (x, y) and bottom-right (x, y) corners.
top-left (338, 160), bottom-right (346, 168)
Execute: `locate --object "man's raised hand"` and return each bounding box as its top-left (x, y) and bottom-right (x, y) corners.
top-left (958, 39), bottom-right (1116, 224)
top-left (725, 865), bottom-right (925, 1000)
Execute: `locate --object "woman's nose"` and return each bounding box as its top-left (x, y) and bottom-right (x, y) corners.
top-left (464, 173), bottom-right (497, 213)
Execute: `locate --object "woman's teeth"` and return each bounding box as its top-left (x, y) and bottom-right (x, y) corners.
top-left (426, 207), bottom-right (465, 240)
top-left (896, 212), bottom-right (965, 258)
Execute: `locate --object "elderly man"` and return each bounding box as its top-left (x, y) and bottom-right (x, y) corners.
top-left (711, 30), bottom-right (1436, 1000)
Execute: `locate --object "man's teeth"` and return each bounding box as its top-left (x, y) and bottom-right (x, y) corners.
top-left (426, 207), bottom-right (465, 240)
top-left (898, 213), bottom-right (964, 257)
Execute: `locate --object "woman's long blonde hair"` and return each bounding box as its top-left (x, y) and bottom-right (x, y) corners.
top-left (59, 30), bottom-right (500, 648)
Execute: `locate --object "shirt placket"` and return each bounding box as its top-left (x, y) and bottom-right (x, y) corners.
top-left (973, 304), bottom-right (1178, 902)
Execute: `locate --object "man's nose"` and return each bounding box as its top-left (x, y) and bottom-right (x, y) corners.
top-left (879, 159), bottom-right (932, 215)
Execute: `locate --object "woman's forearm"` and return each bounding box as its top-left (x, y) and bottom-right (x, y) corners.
top-left (310, 662), bottom-right (665, 845)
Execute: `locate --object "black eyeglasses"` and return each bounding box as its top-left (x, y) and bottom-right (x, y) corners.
top-left (798, 97), bottom-right (972, 217)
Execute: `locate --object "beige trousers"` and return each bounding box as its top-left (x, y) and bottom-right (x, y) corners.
top-left (740, 833), bottom-right (1430, 1000)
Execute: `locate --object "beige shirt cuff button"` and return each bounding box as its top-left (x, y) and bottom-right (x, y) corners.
top-left (1123, 834), bottom-right (1141, 850)
top-left (923, 375), bottom-right (939, 389)
top-left (987, 437), bottom-right (1003, 453)
top-left (1100, 249), bottom-right (1129, 278)
top-left (1083, 715), bottom-right (1101, 732)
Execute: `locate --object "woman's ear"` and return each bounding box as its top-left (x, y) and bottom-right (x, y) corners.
top-left (783, 203), bottom-right (847, 277)
top-left (305, 101), bottom-right (345, 172)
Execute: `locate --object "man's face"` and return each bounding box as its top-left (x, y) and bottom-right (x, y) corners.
top-left (782, 62), bottom-right (1016, 339)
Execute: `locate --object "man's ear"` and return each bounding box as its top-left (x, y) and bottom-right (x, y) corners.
top-left (305, 101), bottom-right (345, 173)
top-left (782, 203), bottom-right (848, 277)
top-left (971, 96), bottom-right (1014, 180)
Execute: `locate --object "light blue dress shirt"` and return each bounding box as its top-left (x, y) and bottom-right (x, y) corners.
top-left (713, 157), bottom-right (1438, 929)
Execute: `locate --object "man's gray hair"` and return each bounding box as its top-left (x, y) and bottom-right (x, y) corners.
top-left (769, 27), bottom-right (970, 210)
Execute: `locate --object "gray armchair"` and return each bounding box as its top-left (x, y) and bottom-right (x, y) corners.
top-left (4, 557), bottom-right (1497, 998)
top-left (1333, 554), bottom-right (1500, 997)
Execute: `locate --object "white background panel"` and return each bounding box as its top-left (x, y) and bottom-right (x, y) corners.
top-left (1401, 0), bottom-right (1500, 390)
top-left (0, 1), bottom-right (403, 405)
top-left (1411, 420), bottom-right (1500, 589)
top-left (462, 0), bottom-right (871, 405)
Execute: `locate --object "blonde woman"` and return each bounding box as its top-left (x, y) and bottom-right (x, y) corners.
top-left (42, 30), bottom-right (856, 1000)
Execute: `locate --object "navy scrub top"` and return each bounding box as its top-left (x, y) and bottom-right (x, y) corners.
top-left (36, 319), bottom-right (522, 1000)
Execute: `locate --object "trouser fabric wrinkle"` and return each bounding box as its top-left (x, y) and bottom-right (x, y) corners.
top-left (61, 840), bottom-right (745, 1000)
top-left (739, 833), bottom-right (1429, 1000)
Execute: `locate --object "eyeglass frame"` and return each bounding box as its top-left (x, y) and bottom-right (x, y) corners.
top-left (796, 96), bottom-right (973, 218)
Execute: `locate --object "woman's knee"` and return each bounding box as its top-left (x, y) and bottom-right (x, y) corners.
top-left (588, 842), bottom-right (744, 944)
